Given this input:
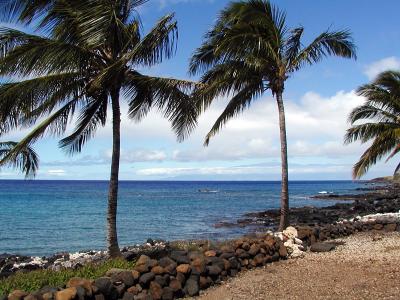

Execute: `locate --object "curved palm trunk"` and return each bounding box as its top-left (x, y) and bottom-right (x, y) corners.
top-left (276, 91), bottom-right (289, 231)
top-left (107, 89), bottom-right (122, 257)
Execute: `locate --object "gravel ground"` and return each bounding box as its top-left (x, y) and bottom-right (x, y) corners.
top-left (193, 232), bottom-right (400, 300)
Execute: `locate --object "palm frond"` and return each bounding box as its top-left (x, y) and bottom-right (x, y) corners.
top-left (204, 80), bottom-right (264, 146)
top-left (344, 122), bottom-right (400, 144)
top-left (352, 135), bottom-right (398, 179)
top-left (0, 141), bottom-right (39, 178)
top-left (59, 94), bottom-right (108, 154)
top-left (290, 30), bottom-right (356, 72)
top-left (0, 99), bottom-right (77, 166)
top-left (0, 27), bottom-right (96, 77)
top-left (124, 72), bottom-right (198, 141)
top-left (0, 73), bottom-right (84, 134)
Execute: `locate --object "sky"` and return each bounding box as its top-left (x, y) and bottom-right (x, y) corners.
top-left (1, 0), bottom-right (400, 181)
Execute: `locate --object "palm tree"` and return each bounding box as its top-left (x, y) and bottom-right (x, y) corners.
top-left (0, 142), bottom-right (39, 177)
top-left (0, 0), bottom-right (197, 257)
top-left (190, 0), bottom-right (356, 230)
top-left (345, 71), bottom-right (400, 178)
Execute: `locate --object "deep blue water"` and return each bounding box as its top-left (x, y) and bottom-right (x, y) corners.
top-left (0, 180), bottom-right (364, 256)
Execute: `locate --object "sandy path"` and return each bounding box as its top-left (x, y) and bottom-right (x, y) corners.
top-left (193, 232), bottom-right (400, 300)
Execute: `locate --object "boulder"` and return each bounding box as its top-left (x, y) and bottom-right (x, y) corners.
top-left (283, 226), bottom-right (298, 239)
top-left (235, 248), bottom-right (249, 259)
top-left (206, 265), bottom-right (222, 276)
top-left (278, 244), bottom-right (288, 257)
top-left (297, 226), bottom-right (314, 239)
top-left (384, 223), bottom-right (397, 232)
top-left (184, 277), bottom-right (199, 297)
top-left (168, 279), bottom-right (182, 292)
top-left (310, 242), bottom-right (336, 253)
top-left (158, 257), bottom-right (175, 268)
top-left (127, 285), bottom-right (140, 295)
top-left (66, 277), bottom-right (93, 296)
top-left (151, 266), bottom-right (165, 275)
top-left (55, 287), bottom-right (77, 300)
top-left (219, 252), bottom-right (235, 260)
top-left (176, 272), bottom-right (186, 285)
top-left (248, 244), bottom-right (260, 256)
top-left (204, 250), bottom-right (216, 257)
top-left (132, 270), bottom-right (140, 281)
top-left (94, 295), bottom-right (105, 300)
top-left (154, 274), bottom-right (168, 287)
top-left (122, 292), bottom-right (135, 300)
top-left (149, 281), bottom-right (163, 300)
top-left (253, 254), bottom-right (265, 266)
top-left (139, 272), bottom-right (155, 287)
top-left (176, 264), bottom-right (191, 274)
top-left (161, 287), bottom-right (174, 300)
top-left (241, 242), bottom-right (250, 251)
top-left (206, 257), bottom-right (225, 270)
top-left (134, 291), bottom-right (152, 300)
top-left (94, 277), bottom-right (113, 297)
top-left (42, 292), bottom-right (54, 300)
top-left (22, 295), bottom-right (37, 300)
top-left (115, 283), bottom-right (127, 297)
top-left (170, 250), bottom-right (186, 259)
top-left (134, 255), bottom-right (152, 273)
top-left (75, 286), bottom-right (86, 300)
top-left (191, 257), bottom-right (206, 274)
top-left (115, 271), bottom-right (135, 287)
top-left (8, 290), bottom-right (28, 300)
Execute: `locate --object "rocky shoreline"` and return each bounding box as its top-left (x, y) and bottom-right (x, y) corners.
top-left (2, 211), bottom-right (399, 299)
top-left (1, 181), bottom-right (400, 299)
top-left (215, 181), bottom-right (400, 231)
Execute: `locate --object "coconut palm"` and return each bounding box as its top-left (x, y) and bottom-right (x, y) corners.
top-left (0, 0), bottom-right (197, 257)
top-left (345, 71), bottom-right (400, 178)
top-left (0, 142), bottom-right (39, 177)
top-left (190, 0), bottom-right (356, 230)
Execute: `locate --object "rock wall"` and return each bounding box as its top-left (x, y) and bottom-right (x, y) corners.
top-left (2, 212), bottom-right (399, 300)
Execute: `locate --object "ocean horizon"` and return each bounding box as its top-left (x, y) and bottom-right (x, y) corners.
top-left (0, 180), bottom-right (364, 256)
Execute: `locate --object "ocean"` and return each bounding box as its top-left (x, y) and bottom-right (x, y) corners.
top-left (0, 180), bottom-right (364, 256)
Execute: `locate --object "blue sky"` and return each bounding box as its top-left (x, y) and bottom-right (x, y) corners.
top-left (2, 0), bottom-right (400, 180)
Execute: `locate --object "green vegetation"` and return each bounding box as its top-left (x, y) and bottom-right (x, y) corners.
top-left (190, 0), bottom-right (356, 230)
top-left (0, 258), bottom-right (135, 295)
top-left (345, 71), bottom-right (400, 178)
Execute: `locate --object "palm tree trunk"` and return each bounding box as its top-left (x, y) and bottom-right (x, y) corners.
top-left (107, 89), bottom-right (122, 257)
top-left (276, 91), bottom-right (289, 231)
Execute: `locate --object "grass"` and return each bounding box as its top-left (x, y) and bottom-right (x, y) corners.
top-left (0, 258), bottom-right (135, 296)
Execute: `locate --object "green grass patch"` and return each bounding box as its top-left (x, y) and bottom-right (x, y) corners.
top-left (0, 258), bottom-right (135, 295)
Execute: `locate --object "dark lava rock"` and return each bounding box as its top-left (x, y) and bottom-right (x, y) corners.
top-left (112, 270), bottom-right (135, 287)
top-left (139, 272), bottom-right (155, 286)
top-left (206, 265), bottom-right (222, 276)
top-left (94, 277), bottom-right (113, 296)
top-left (310, 242), bottom-right (336, 252)
top-left (161, 287), bottom-right (174, 300)
top-left (170, 251), bottom-right (187, 261)
top-left (154, 275), bottom-right (168, 287)
top-left (184, 277), bottom-right (199, 297)
top-left (122, 292), bottom-right (135, 300)
top-left (158, 257), bottom-right (175, 268)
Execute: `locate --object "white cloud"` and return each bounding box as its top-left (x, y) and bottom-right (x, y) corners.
top-left (104, 149), bottom-right (167, 163)
top-left (364, 56), bottom-right (400, 80)
top-left (47, 169), bottom-right (66, 176)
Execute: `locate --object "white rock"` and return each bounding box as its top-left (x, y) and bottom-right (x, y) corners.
top-left (283, 226), bottom-right (298, 239)
top-left (294, 238), bottom-right (303, 245)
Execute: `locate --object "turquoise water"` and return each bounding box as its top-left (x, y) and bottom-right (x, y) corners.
top-left (0, 180), bottom-right (362, 256)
